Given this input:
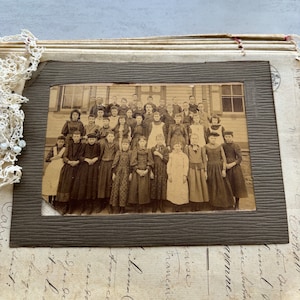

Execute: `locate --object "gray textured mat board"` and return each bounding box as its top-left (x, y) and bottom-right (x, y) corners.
top-left (10, 61), bottom-right (288, 247)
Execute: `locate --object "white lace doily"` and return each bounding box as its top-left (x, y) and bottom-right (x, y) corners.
top-left (0, 30), bottom-right (43, 188)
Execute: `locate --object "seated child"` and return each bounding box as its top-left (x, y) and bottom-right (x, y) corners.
top-left (42, 135), bottom-right (66, 205)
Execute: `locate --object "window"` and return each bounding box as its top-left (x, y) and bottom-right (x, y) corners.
top-left (61, 85), bottom-right (84, 109)
top-left (221, 84), bottom-right (244, 113)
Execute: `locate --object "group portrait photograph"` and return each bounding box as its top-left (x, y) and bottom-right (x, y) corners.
top-left (41, 83), bottom-right (256, 216)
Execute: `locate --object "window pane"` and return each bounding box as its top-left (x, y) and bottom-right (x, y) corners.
top-left (233, 97), bottom-right (244, 112)
top-left (63, 95), bottom-right (72, 108)
top-left (222, 97), bottom-right (232, 112)
top-left (64, 86), bottom-right (73, 94)
top-left (222, 85), bottom-right (231, 95)
top-left (61, 86), bottom-right (83, 109)
top-left (232, 84), bottom-right (243, 95)
top-left (74, 86), bottom-right (83, 94)
top-left (73, 94), bottom-right (83, 108)
top-left (73, 87), bottom-right (83, 108)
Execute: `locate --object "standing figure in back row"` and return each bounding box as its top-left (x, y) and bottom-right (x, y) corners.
top-left (206, 114), bottom-right (225, 145)
top-left (189, 113), bottom-right (206, 147)
top-left (171, 97), bottom-right (182, 115)
top-left (61, 109), bottom-right (85, 143)
top-left (113, 114), bottom-right (131, 149)
top-left (147, 111), bottom-right (167, 149)
top-left (167, 113), bottom-right (189, 151)
top-left (84, 114), bottom-right (100, 142)
top-left (131, 114), bottom-right (145, 149)
top-left (222, 131), bottom-right (248, 210)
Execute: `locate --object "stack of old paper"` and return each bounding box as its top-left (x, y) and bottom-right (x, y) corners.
top-left (0, 33), bottom-right (299, 299)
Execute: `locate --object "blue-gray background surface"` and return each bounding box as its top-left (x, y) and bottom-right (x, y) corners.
top-left (0, 0), bottom-right (299, 39)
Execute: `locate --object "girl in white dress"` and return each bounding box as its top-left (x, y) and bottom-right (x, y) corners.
top-left (42, 136), bottom-right (66, 205)
top-left (167, 141), bottom-right (189, 212)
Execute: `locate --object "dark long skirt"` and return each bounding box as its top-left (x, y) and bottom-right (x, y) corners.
top-left (226, 165), bottom-right (248, 198)
top-left (150, 158), bottom-right (167, 200)
top-left (128, 171), bottom-right (151, 205)
top-left (110, 168), bottom-right (130, 207)
top-left (71, 161), bottom-right (98, 201)
top-left (56, 164), bottom-right (79, 202)
top-left (98, 161), bottom-right (113, 198)
top-left (207, 161), bottom-right (234, 208)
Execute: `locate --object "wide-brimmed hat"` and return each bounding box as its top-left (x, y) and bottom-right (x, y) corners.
top-left (223, 131), bottom-right (233, 136)
top-left (87, 133), bottom-right (97, 138)
top-left (207, 131), bottom-right (220, 137)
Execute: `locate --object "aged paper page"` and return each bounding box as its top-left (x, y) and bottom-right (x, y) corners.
top-left (0, 38), bottom-right (300, 299)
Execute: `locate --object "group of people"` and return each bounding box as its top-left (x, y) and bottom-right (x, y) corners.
top-left (42, 94), bottom-right (248, 215)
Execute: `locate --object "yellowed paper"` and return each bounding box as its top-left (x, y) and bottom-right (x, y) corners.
top-left (0, 36), bottom-right (299, 299)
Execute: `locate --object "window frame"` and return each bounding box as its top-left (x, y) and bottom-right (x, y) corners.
top-left (221, 83), bottom-right (246, 116)
top-left (59, 85), bottom-right (84, 111)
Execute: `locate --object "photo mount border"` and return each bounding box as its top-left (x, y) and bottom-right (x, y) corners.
top-left (10, 60), bottom-right (288, 247)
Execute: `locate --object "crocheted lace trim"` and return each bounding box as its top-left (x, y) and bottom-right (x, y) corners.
top-left (0, 30), bottom-right (43, 188)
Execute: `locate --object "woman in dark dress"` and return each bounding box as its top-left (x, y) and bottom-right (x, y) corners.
top-left (128, 136), bottom-right (154, 212)
top-left (131, 114), bottom-right (145, 149)
top-left (222, 131), bottom-right (248, 209)
top-left (61, 109), bottom-right (85, 143)
top-left (126, 108), bottom-right (137, 134)
top-left (71, 133), bottom-right (100, 214)
top-left (97, 131), bottom-right (119, 212)
top-left (56, 131), bottom-right (84, 215)
top-left (167, 113), bottom-right (189, 151)
top-left (109, 139), bottom-right (132, 214)
top-left (150, 134), bottom-right (169, 213)
top-left (203, 132), bottom-right (234, 210)
top-left (161, 103), bottom-right (175, 137)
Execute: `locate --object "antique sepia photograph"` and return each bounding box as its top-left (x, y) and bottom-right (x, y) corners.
top-left (11, 60), bottom-right (287, 247)
top-left (41, 83), bottom-right (256, 216)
